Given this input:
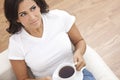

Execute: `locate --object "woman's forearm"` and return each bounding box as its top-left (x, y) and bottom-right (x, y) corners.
top-left (74, 39), bottom-right (86, 56)
top-left (25, 76), bottom-right (52, 80)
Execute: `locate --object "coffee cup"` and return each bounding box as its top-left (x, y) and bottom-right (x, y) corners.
top-left (52, 62), bottom-right (84, 80)
top-left (59, 65), bottom-right (75, 78)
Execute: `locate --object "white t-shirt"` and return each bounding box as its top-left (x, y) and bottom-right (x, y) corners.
top-left (8, 9), bottom-right (76, 78)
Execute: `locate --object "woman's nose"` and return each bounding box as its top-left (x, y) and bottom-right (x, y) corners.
top-left (28, 13), bottom-right (36, 20)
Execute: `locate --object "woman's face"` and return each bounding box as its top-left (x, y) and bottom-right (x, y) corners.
top-left (17, 0), bottom-right (42, 30)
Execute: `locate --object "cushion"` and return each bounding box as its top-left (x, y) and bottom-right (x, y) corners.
top-left (84, 45), bottom-right (119, 80)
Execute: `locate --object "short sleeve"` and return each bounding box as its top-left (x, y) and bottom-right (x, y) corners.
top-left (8, 36), bottom-right (25, 60)
top-left (46, 9), bottom-right (76, 33)
top-left (58, 10), bottom-right (76, 32)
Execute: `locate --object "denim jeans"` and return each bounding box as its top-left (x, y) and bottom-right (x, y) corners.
top-left (83, 69), bottom-right (96, 80)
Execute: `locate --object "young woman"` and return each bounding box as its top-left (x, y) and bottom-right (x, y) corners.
top-left (4, 0), bottom-right (95, 80)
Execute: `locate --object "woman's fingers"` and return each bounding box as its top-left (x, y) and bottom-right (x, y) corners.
top-left (74, 57), bottom-right (85, 71)
top-left (76, 60), bottom-right (85, 71)
top-left (39, 76), bottom-right (52, 80)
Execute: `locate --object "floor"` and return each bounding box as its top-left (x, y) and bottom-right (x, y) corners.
top-left (0, 0), bottom-right (120, 79)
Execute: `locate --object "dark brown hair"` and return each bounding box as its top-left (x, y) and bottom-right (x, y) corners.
top-left (4, 0), bottom-right (49, 34)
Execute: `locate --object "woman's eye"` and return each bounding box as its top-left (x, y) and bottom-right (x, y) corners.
top-left (31, 5), bottom-right (36, 11)
top-left (20, 13), bottom-right (27, 17)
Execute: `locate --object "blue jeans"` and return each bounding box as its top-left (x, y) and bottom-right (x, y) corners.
top-left (83, 69), bottom-right (96, 80)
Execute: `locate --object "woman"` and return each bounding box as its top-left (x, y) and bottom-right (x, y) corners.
top-left (4, 0), bottom-right (95, 80)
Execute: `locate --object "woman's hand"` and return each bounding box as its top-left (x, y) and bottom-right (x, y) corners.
top-left (26, 76), bottom-right (52, 80)
top-left (38, 76), bottom-right (52, 80)
top-left (67, 23), bottom-right (86, 70)
top-left (73, 49), bottom-right (86, 71)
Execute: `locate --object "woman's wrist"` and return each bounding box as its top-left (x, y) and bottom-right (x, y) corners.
top-left (74, 39), bottom-right (86, 56)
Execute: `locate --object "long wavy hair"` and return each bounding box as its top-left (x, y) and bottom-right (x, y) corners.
top-left (4, 0), bottom-right (49, 34)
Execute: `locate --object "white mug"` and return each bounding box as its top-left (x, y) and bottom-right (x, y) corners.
top-left (52, 62), bottom-right (85, 80)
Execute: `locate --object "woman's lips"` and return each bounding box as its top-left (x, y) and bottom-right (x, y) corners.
top-left (30, 19), bottom-right (39, 25)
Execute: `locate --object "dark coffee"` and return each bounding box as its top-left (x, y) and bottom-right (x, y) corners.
top-left (59, 66), bottom-right (75, 78)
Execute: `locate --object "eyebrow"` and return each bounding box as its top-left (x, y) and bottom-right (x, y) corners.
top-left (18, 11), bottom-right (26, 15)
top-left (30, 5), bottom-right (36, 10)
top-left (18, 5), bottom-right (35, 15)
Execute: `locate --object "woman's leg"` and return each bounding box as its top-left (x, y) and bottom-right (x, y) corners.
top-left (83, 69), bottom-right (96, 80)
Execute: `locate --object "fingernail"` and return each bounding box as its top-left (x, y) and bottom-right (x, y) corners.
top-left (74, 62), bottom-right (78, 65)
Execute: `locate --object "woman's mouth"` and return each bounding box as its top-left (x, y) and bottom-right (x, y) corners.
top-left (30, 19), bottom-right (39, 25)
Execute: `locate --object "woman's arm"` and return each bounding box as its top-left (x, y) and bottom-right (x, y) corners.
top-left (68, 23), bottom-right (86, 71)
top-left (10, 60), bottom-right (30, 80)
top-left (10, 60), bottom-right (52, 80)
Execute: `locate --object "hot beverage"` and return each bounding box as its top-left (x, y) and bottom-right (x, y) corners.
top-left (59, 66), bottom-right (75, 78)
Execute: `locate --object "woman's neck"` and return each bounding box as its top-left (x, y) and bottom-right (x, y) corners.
top-left (30, 27), bottom-right (43, 37)
top-left (25, 23), bottom-right (43, 38)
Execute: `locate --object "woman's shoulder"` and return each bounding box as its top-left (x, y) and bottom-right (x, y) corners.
top-left (42, 9), bottom-right (70, 17)
top-left (49, 9), bottom-right (68, 13)
top-left (9, 28), bottom-right (26, 41)
top-left (9, 33), bottom-right (22, 44)
top-left (49, 9), bottom-right (69, 16)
